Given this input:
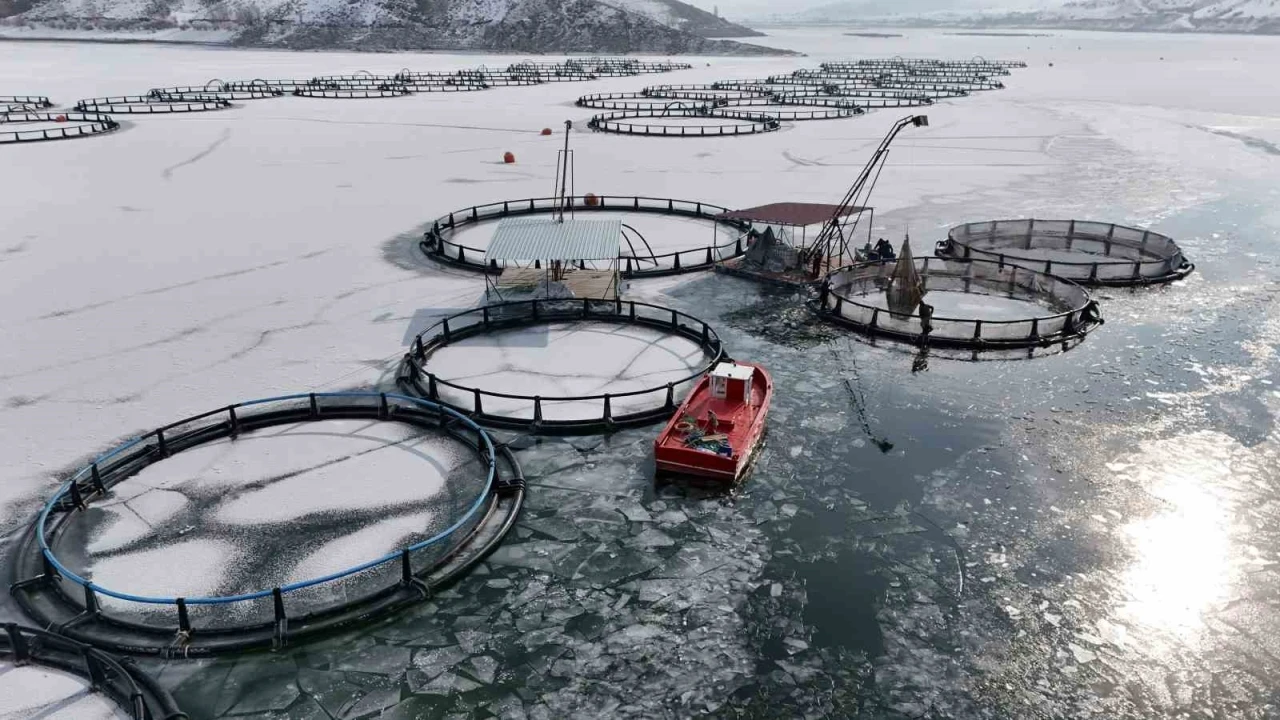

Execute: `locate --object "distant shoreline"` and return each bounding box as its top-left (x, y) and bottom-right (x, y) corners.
top-left (747, 21), bottom-right (1280, 38)
top-left (0, 32), bottom-right (793, 56)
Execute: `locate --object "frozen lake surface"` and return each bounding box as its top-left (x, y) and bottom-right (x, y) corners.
top-left (2, 25), bottom-right (1280, 720)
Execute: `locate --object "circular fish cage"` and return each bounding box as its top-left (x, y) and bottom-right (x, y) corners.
top-left (939, 219), bottom-right (1195, 286)
top-left (422, 73), bottom-right (539, 87)
top-left (1, 94), bottom-right (54, 111)
top-left (419, 194), bottom-right (754, 278)
top-left (588, 108), bottom-right (781, 138)
top-left (506, 62), bottom-right (597, 82)
top-left (819, 91), bottom-right (935, 108)
top-left (399, 298), bottom-right (728, 434)
top-left (148, 85), bottom-right (285, 101)
top-left (576, 92), bottom-right (710, 111)
top-left (0, 624), bottom-right (187, 718)
top-left (817, 257), bottom-right (1103, 349)
top-left (293, 83), bottom-right (412, 99)
top-left (75, 95), bottom-right (232, 114)
top-left (225, 79), bottom-right (311, 92)
top-left (715, 98), bottom-right (863, 121)
top-left (10, 392), bottom-right (525, 657)
top-left (1, 111), bottom-right (120, 144)
top-left (643, 84), bottom-right (771, 102)
top-left (397, 78), bottom-right (491, 92)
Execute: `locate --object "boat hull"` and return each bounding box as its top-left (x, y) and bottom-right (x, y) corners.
top-left (653, 363), bottom-right (772, 483)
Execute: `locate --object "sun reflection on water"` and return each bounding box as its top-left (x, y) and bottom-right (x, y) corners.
top-left (1110, 432), bottom-right (1238, 635)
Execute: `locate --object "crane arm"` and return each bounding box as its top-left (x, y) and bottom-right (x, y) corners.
top-left (802, 114), bottom-right (928, 274)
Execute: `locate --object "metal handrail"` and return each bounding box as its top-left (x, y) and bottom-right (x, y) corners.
top-left (821, 257), bottom-right (1099, 331)
top-left (422, 194), bottom-right (753, 276)
top-left (404, 298), bottom-right (727, 429)
top-left (1, 111), bottom-right (120, 144)
top-left (942, 219), bottom-right (1187, 273)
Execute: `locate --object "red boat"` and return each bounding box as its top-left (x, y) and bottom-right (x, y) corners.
top-left (654, 361), bottom-right (773, 483)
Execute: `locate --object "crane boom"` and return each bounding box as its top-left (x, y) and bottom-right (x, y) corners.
top-left (802, 114), bottom-right (928, 276)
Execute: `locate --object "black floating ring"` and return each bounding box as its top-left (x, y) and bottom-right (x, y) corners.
top-left (1, 111), bottom-right (120, 145)
top-left (418, 194), bottom-right (755, 278)
top-left (0, 623), bottom-right (187, 718)
top-left (10, 392), bottom-right (525, 657)
top-left (399, 298), bottom-right (728, 434)
top-left (75, 95), bottom-right (232, 113)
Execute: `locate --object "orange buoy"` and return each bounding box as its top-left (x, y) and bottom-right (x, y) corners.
top-left (503, 152), bottom-right (516, 164)
top-left (584, 193), bottom-right (599, 207)
top-left (55, 114), bottom-right (67, 122)
top-left (541, 128), bottom-right (553, 136)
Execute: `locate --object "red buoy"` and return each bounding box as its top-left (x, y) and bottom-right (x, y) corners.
top-left (584, 193), bottom-right (599, 207)
top-left (541, 128), bottom-right (553, 136)
top-left (503, 152), bottom-right (516, 164)
top-left (55, 114), bottom-right (67, 123)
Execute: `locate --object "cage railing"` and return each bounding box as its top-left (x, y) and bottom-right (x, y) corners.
top-left (30, 393), bottom-right (496, 625)
top-left (819, 257), bottom-right (1102, 348)
top-left (588, 109), bottom-right (781, 137)
top-left (2, 111), bottom-right (120, 144)
top-left (402, 298), bottom-right (728, 432)
top-left (941, 219), bottom-right (1194, 285)
top-left (420, 194), bottom-right (754, 277)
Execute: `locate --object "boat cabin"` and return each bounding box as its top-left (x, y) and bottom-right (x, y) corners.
top-left (710, 362), bottom-right (755, 404)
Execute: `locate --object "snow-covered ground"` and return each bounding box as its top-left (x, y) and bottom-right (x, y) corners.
top-left (3, 26), bottom-right (1280, 719)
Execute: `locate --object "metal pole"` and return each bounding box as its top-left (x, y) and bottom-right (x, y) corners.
top-left (556, 120), bottom-right (573, 223)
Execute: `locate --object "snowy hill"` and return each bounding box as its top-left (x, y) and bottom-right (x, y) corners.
top-left (0, 0), bottom-right (783, 52)
top-left (788, 0), bottom-right (1280, 34)
top-left (604, 0), bottom-right (763, 37)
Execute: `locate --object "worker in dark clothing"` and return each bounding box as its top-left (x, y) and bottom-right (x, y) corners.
top-left (875, 238), bottom-right (896, 261)
top-left (918, 302), bottom-right (934, 343)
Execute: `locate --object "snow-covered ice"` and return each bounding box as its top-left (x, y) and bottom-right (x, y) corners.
top-left (424, 321), bottom-right (710, 419)
top-left (57, 419), bottom-right (483, 601)
top-left (0, 662), bottom-right (129, 720)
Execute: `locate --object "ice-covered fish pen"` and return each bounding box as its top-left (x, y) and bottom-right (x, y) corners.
top-left (224, 79), bottom-right (312, 93)
top-left (149, 83), bottom-right (285, 101)
top-left (419, 195), bottom-right (754, 278)
top-left (1, 110), bottom-right (119, 144)
top-left (939, 219), bottom-right (1195, 286)
top-left (818, 257), bottom-right (1103, 348)
top-left (714, 99), bottom-right (863, 121)
top-left (587, 108), bottom-right (782, 138)
top-left (0, 624), bottom-right (187, 719)
top-left (643, 84), bottom-right (772, 102)
top-left (293, 82), bottom-right (412, 99)
top-left (576, 92), bottom-right (711, 111)
top-left (75, 95), bottom-right (233, 113)
top-left (0, 94), bottom-right (53, 111)
top-left (399, 299), bottom-right (727, 434)
top-left (10, 392), bottom-right (523, 656)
